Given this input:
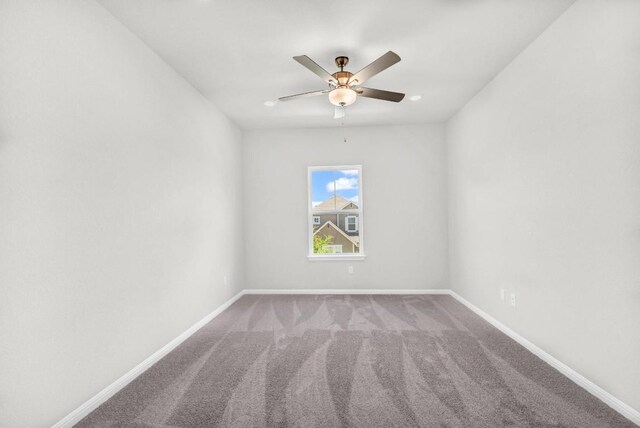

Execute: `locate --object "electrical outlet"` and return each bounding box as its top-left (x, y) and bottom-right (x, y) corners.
top-left (348, 266), bottom-right (354, 274)
top-left (500, 289), bottom-right (506, 301)
top-left (510, 293), bottom-right (517, 307)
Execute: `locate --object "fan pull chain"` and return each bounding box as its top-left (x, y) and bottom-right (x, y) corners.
top-left (342, 119), bottom-right (347, 143)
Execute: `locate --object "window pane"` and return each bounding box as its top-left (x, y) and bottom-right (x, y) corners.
top-left (311, 169), bottom-right (359, 211)
top-left (313, 227), bottom-right (360, 254)
top-left (311, 213), bottom-right (360, 254)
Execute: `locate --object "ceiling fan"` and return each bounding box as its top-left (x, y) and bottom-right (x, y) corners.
top-left (279, 51), bottom-right (405, 119)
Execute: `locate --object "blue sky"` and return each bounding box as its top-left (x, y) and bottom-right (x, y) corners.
top-left (311, 169), bottom-right (359, 207)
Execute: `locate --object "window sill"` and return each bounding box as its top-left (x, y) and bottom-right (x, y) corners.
top-left (307, 254), bottom-right (366, 261)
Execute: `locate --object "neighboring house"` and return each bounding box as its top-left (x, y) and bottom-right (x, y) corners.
top-left (312, 195), bottom-right (359, 253)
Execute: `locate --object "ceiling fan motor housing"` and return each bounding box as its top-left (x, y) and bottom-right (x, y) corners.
top-left (333, 56), bottom-right (353, 87)
top-left (332, 71), bottom-right (353, 87)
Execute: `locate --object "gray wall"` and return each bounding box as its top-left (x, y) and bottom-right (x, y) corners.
top-left (0, 1), bottom-right (244, 426)
top-left (243, 124), bottom-right (448, 290)
top-left (447, 0), bottom-right (640, 412)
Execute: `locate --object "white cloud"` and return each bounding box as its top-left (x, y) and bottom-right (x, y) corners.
top-left (348, 196), bottom-right (359, 204)
top-left (340, 169), bottom-right (359, 176)
top-left (311, 201), bottom-right (322, 207)
top-left (326, 177), bottom-right (358, 192)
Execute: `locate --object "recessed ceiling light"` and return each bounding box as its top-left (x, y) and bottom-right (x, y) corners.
top-left (409, 95), bottom-right (422, 101)
top-left (264, 101), bottom-right (276, 107)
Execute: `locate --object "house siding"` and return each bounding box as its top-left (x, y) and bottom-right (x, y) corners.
top-left (313, 222), bottom-right (359, 254)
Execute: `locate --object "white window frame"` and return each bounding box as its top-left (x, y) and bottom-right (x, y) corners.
top-left (345, 215), bottom-right (358, 233)
top-left (313, 216), bottom-right (321, 225)
top-left (308, 165), bottom-right (365, 261)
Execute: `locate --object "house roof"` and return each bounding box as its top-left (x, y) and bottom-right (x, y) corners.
top-left (314, 195), bottom-right (358, 211)
top-left (314, 221), bottom-right (360, 248)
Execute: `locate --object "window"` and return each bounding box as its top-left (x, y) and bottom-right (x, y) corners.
top-left (345, 216), bottom-right (358, 232)
top-left (308, 165), bottom-right (364, 259)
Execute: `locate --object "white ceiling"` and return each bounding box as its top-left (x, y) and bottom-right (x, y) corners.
top-left (98, 0), bottom-right (574, 130)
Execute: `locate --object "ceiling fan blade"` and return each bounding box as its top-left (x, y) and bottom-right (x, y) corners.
top-left (293, 55), bottom-right (337, 85)
top-left (333, 106), bottom-right (345, 119)
top-left (349, 51), bottom-right (401, 86)
top-left (278, 89), bottom-right (330, 102)
top-left (357, 87), bottom-right (405, 102)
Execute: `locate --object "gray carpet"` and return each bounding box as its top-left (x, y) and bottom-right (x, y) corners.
top-left (78, 294), bottom-right (634, 427)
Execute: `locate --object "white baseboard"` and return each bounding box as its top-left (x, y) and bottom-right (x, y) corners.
top-left (242, 288), bottom-right (451, 295)
top-left (54, 288), bottom-right (639, 427)
top-left (449, 291), bottom-right (640, 426)
top-left (51, 290), bottom-right (245, 428)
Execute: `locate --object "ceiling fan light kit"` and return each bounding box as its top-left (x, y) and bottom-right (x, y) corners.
top-left (329, 87), bottom-right (357, 106)
top-left (279, 51), bottom-right (405, 118)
